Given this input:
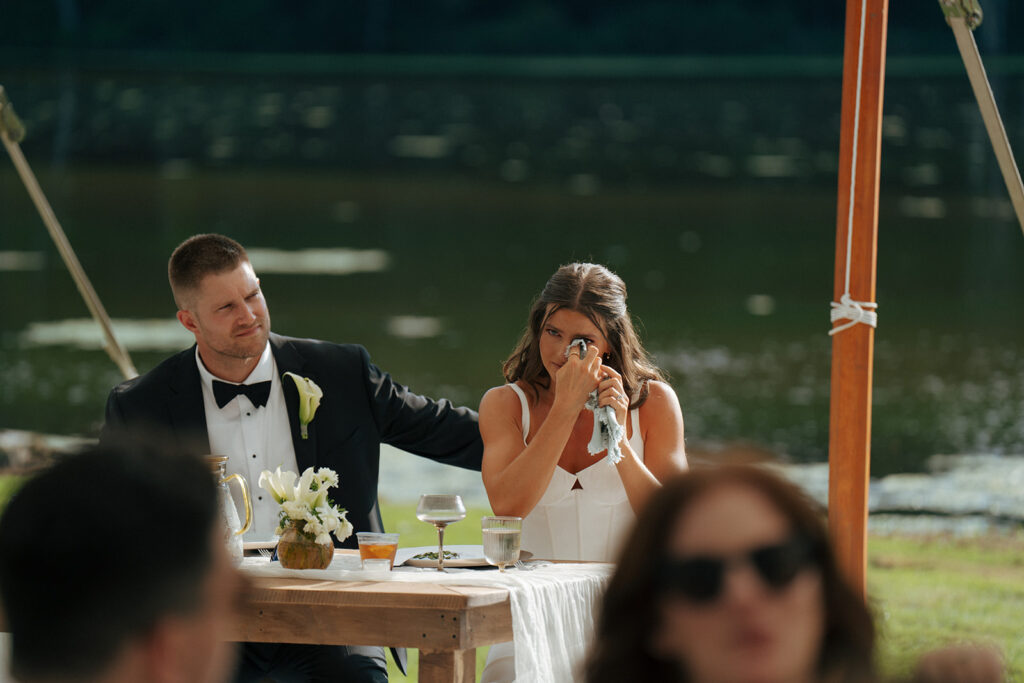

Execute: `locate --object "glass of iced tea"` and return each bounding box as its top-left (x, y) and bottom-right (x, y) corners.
top-left (356, 532), bottom-right (400, 570)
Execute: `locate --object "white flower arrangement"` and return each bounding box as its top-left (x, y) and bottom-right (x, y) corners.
top-left (258, 466), bottom-right (353, 546)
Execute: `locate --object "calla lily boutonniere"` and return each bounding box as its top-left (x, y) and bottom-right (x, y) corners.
top-left (283, 372), bottom-right (323, 439)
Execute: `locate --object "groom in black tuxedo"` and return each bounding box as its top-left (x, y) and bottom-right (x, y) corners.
top-left (101, 233), bottom-right (483, 683)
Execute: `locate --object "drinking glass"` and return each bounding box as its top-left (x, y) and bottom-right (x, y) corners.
top-left (415, 494), bottom-right (466, 571)
top-left (356, 532), bottom-right (400, 570)
top-left (481, 516), bottom-right (522, 572)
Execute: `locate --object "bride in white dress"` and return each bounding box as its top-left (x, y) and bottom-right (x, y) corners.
top-left (479, 263), bottom-right (688, 682)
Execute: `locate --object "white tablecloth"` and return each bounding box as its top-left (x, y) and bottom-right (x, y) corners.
top-left (241, 556), bottom-right (612, 683)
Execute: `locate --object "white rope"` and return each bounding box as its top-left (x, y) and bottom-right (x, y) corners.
top-left (830, 293), bottom-right (878, 336)
top-left (830, 0), bottom-right (879, 337)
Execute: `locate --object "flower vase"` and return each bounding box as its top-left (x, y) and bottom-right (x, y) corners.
top-left (276, 520), bottom-right (333, 569)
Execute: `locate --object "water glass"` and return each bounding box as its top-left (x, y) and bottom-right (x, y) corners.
top-left (481, 516), bottom-right (522, 572)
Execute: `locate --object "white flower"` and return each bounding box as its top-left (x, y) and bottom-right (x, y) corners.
top-left (335, 509), bottom-right (353, 542)
top-left (304, 517), bottom-right (324, 536)
top-left (281, 500), bottom-right (307, 521)
top-left (315, 532), bottom-right (333, 546)
top-left (293, 467), bottom-right (319, 506)
top-left (317, 468), bottom-right (339, 489)
top-left (258, 467), bottom-right (297, 504)
top-left (283, 372), bottom-right (323, 439)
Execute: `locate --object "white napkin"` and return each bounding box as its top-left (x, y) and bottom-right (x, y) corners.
top-left (565, 339), bottom-right (625, 465)
top-left (491, 565), bottom-right (610, 682)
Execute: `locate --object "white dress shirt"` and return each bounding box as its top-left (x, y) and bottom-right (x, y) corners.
top-left (196, 343), bottom-right (298, 542)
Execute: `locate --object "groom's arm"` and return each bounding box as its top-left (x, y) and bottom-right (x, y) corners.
top-left (359, 348), bottom-right (484, 472)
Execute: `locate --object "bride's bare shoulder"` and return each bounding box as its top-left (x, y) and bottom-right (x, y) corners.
top-left (480, 383), bottom-right (523, 414)
top-left (639, 380), bottom-right (683, 419)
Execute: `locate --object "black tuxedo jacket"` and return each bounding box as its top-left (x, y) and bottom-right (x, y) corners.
top-left (102, 333), bottom-right (484, 541)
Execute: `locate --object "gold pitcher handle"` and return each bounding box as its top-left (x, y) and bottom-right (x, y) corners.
top-left (223, 473), bottom-right (253, 536)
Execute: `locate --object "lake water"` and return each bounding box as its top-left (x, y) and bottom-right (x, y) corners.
top-left (1, 56), bottom-right (1023, 476)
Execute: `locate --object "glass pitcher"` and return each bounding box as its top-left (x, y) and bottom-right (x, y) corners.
top-left (206, 456), bottom-right (253, 564)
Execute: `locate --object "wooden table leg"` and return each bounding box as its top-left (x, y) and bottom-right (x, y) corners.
top-left (418, 648), bottom-right (475, 683)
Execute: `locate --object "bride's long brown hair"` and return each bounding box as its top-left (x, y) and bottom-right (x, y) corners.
top-left (502, 263), bottom-right (665, 407)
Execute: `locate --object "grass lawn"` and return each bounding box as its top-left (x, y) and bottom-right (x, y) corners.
top-left (868, 533), bottom-right (1024, 681)
top-left (1, 478), bottom-right (1020, 681)
top-left (0, 475), bottom-right (25, 516)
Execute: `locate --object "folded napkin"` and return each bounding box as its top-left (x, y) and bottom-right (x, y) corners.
top-left (566, 339), bottom-right (625, 465)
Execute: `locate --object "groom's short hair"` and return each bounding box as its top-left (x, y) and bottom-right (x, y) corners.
top-left (169, 233), bottom-right (249, 309)
top-left (0, 438), bottom-right (220, 681)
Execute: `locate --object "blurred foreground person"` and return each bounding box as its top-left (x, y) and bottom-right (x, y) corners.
top-left (0, 440), bottom-right (243, 683)
top-left (584, 466), bottom-right (876, 683)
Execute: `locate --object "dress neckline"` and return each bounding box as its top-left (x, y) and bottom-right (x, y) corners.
top-left (556, 454), bottom-right (609, 477)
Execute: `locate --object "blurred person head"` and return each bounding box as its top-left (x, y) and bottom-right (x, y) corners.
top-left (584, 466), bottom-right (875, 683)
top-left (502, 262), bottom-right (665, 407)
top-left (0, 438), bottom-right (243, 683)
top-left (168, 234), bottom-right (270, 380)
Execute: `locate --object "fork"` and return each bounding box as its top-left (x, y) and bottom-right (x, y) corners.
top-left (257, 547), bottom-right (273, 559)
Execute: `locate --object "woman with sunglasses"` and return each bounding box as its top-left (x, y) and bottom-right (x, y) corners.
top-left (584, 466), bottom-right (876, 683)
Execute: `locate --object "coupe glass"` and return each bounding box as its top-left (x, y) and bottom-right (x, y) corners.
top-left (415, 494), bottom-right (467, 571)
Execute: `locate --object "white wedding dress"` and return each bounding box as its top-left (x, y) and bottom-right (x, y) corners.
top-left (480, 383), bottom-right (645, 683)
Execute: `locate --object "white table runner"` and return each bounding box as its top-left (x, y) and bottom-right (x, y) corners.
top-left (241, 557), bottom-right (612, 683)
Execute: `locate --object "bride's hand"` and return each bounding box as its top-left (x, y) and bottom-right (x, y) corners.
top-left (597, 365), bottom-right (629, 429)
top-left (553, 343), bottom-right (602, 411)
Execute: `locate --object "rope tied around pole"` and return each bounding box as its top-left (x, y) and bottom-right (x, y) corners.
top-left (829, 0), bottom-right (879, 337)
top-left (0, 86), bottom-right (27, 143)
top-left (938, 0), bottom-right (983, 30)
top-left (830, 293), bottom-right (878, 336)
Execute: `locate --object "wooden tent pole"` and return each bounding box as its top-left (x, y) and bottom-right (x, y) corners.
top-left (1, 85), bottom-right (138, 381)
top-left (828, 0), bottom-right (889, 595)
top-left (940, 3), bottom-right (1024, 236)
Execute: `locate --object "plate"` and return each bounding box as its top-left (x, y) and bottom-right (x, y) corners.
top-left (242, 540), bottom-right (279, 557)
top-left (395, 545), bottom-right (533, 568)
top-left (243, 540), bottom-right (278, 551)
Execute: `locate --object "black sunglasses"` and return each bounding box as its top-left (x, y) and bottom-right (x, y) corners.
top-left (658, 534), bottom-right (816, 604)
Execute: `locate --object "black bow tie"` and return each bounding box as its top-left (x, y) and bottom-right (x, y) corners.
top-left (212, 380), bottom-right (272, 409)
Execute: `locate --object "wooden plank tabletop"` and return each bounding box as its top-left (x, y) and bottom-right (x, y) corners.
top-left (230, 576), bottom-right (513, 650)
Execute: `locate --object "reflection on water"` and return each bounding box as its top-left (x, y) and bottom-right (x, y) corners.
top-left (386, 316), bottom-right (443, 340)
top-left (19, 319), bottom-right (192, 352)
top-left (0, 251), bottom-right (45, 271)
top-left (1, 60), bottom-right (1022, 475)
top-left (247, 247), bottom-right (390, 275)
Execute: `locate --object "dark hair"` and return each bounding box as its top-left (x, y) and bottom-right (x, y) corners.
top-left (0, 437), bottom-right (219, 681)
top-left (503, 263), bottom-right (665, 407)
top-left (583, 466), bottom-right (876, 683)
top-left (168, 233), bottom-right (249, 308)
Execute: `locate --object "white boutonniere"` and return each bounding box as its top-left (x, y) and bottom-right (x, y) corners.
top-left (283, 372), bottom-right (322, 439)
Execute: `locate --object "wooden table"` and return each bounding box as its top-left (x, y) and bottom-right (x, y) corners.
top-left (230, 571), bottom-right (513, 683)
